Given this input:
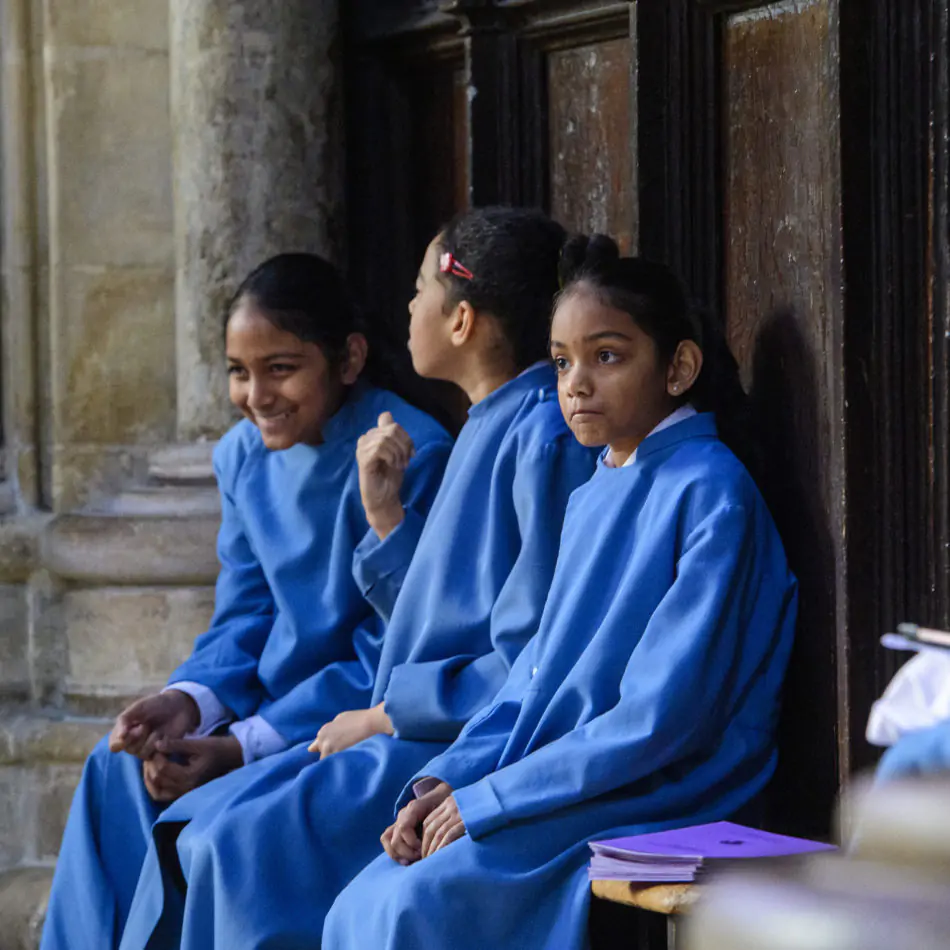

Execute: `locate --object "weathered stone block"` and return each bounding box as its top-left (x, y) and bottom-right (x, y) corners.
top-left (0, 714), bottom-right (108, 766)
top-left (0, 519), bottom-right (40, 583)
top-left (0, 866), bottom-right (52, 950)
top-left (63, 587), bottom-right (215, 703)
top-left (0, 760), bottom-right (84, 867)
top-left (54, 266), bottom-right (175, 446)
top-left (46, 54), bottom-right (172, 268)
top-left (31, 763), bottom-right (82, 862)
top-left (0, 586), bottom-right (29, 701)
top-left (48, 444), bottom-right (153, 514)
top-left (0, 768), bottom-right (29, 869)
top-left (45, 0), bottom-right (168, 52)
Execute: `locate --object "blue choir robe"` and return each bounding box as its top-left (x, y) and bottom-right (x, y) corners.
top-left (40, 384), bottom-right (452, 950)
top-left (323, 412), bottom-right (799, 950)
top-left (117, 362), bottom-right (599, 950)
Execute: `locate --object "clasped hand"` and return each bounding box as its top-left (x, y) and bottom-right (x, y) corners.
top-left (142, 735), bottom-right (243, 802)
top-left (108, 689), bottom-right (242, 802)
top-left (381, 781), bottom-right (468, 866)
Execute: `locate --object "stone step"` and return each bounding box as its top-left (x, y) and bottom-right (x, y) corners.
top-left (0, 867), bottom-right (52, 950)
top-left (85, 484), bottom-right (221, 519)
top-left (147, 443), bottom-right (217, 487)
top-left (41, 513), bottom-right (219, 587)
top-left (0, 712), bottom-right (108, 766)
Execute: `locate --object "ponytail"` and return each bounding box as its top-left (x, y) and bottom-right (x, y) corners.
top-left (437, 207), bottom-right (567, 370)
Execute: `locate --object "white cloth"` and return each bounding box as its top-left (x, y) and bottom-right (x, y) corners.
top-left (229, 715), bottom-right (290, 765)
top-left (606, 405), bottom-right (698, 469)
top-left (866, 652), bottom-right (950, 747)
top-left (163, 682), bottom-right (289, 764)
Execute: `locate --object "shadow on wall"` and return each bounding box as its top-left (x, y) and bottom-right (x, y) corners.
top-left (750, 307), bottom-right (840, 839)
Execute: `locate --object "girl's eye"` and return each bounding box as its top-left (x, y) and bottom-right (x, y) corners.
top-left (597, 350), bottom-right (621, 365)
top-left (552, 356), bottom-right (570, 372)
top-left (269, 363), bottom-right (297, 374)
top-left (227, 365), bottom-right (247, 378)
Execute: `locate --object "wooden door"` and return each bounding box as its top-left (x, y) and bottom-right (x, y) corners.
top-left (343, 1), bottom-right (638, 328)
top-left (639, 0), bottom-right (950, 834)
top-left (345, 0), bottom-right (950, 837)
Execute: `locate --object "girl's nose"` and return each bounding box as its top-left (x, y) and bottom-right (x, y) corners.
top-left (247, 377), bottom-right (276, 411)
top-left (566, 365), bottom-right (592, 398)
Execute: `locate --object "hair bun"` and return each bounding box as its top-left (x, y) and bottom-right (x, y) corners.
top-left (558, 232), bottom-right (620, 286)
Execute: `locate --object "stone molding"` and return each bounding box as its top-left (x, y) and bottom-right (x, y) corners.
top-left (40, 511), bottom-right (219, 586)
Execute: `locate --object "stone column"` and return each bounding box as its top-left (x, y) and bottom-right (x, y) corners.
top-left (170, 0), bottom-right (344, 440)
top-left (1, 0), bottom-right (42, 511)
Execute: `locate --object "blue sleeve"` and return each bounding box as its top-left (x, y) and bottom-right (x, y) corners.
top-left (167, 452), bottom-right (275, 720)
top-left (451, 505), bottom-right (785, 839)
top-left (875, 720), bottom-right (950, 783)
top-left (257, 613), bottom-right (385, 746)
top-left (394, 660), bottom-right (534, 810)
top-left (352, 441), bottom-right (451, 623)
top-left (383, 438), bottom-right (595, 742)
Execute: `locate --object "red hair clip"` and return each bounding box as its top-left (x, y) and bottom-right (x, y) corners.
top-left (439, 251), bottom-right (475, 281)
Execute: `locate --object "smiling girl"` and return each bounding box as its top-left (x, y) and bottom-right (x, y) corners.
top-left (116, 208), bottom-right (598, 950)
top-left (323, 238), bottom-right (798, 950)
top-left (40, 253), bottom-right (452, 950)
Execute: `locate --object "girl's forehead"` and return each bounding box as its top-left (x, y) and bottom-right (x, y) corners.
top-left (226, 304), bottom-right (308, 356)
top-left (420, 238), bottom-right (444, 276)
top-left (553, 287), bottom-right (629, 329)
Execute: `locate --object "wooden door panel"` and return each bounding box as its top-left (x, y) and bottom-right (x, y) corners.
top-left (721, 0), bottom-right (844, 835)
top-left (724, 2), bottom-right (839, 384)
top-left (548, 37), bottom-right (636, 250)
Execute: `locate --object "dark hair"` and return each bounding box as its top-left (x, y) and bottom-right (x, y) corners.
top-left (558, 235), bottom-right (759, 480)
top-left (226, 252), bottom-right (427, 412)
top-left (437, 207), bottom-right (567, 370)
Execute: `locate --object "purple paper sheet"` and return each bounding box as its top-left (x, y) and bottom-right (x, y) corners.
top-left (590, 821), bottom-right (836, 862)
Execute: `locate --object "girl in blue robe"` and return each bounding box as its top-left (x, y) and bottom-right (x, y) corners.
top-left (40, 254), bottom-right (452, 950)
top-left (323, 241), bottom-right (799, 950)
top-left (116, 209), bottom-right (599, 949)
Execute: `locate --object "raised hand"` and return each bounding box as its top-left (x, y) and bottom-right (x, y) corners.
top-left (357, 412), bottom-right (415, 539)
top-left (142, 735), bottom-right (243, 803)
top-left (109, 689), bottom-right (200, 759)
top-left (380, 781), bottom-right (454, 866)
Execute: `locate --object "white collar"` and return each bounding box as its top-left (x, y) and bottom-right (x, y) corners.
top-left (607, 404), bottom-right (698, 469)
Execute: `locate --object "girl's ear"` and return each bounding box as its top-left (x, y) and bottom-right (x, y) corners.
top-left (340, 333), bottom-right (369, 386)
top-left (666, 339), bottom-right (704, 397)
top-left (448, 300), bottom-right (478, 349)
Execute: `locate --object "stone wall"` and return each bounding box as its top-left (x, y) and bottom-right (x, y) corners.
top-left (0, 0), bottom-right (342, 939)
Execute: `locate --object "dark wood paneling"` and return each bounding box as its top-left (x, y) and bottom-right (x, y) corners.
top-left (344, 52), bottom-right (467, 325)
top-left (548, 37), bottom-right (636, 250)
top-left (722, 0), bottom-right (843, 835)
top-left (840, 0), bottom-right (950, 775)
top-left (637, 0), bottom-right (721, 311)
top-left (639, 0), bottom-right (950, 828)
